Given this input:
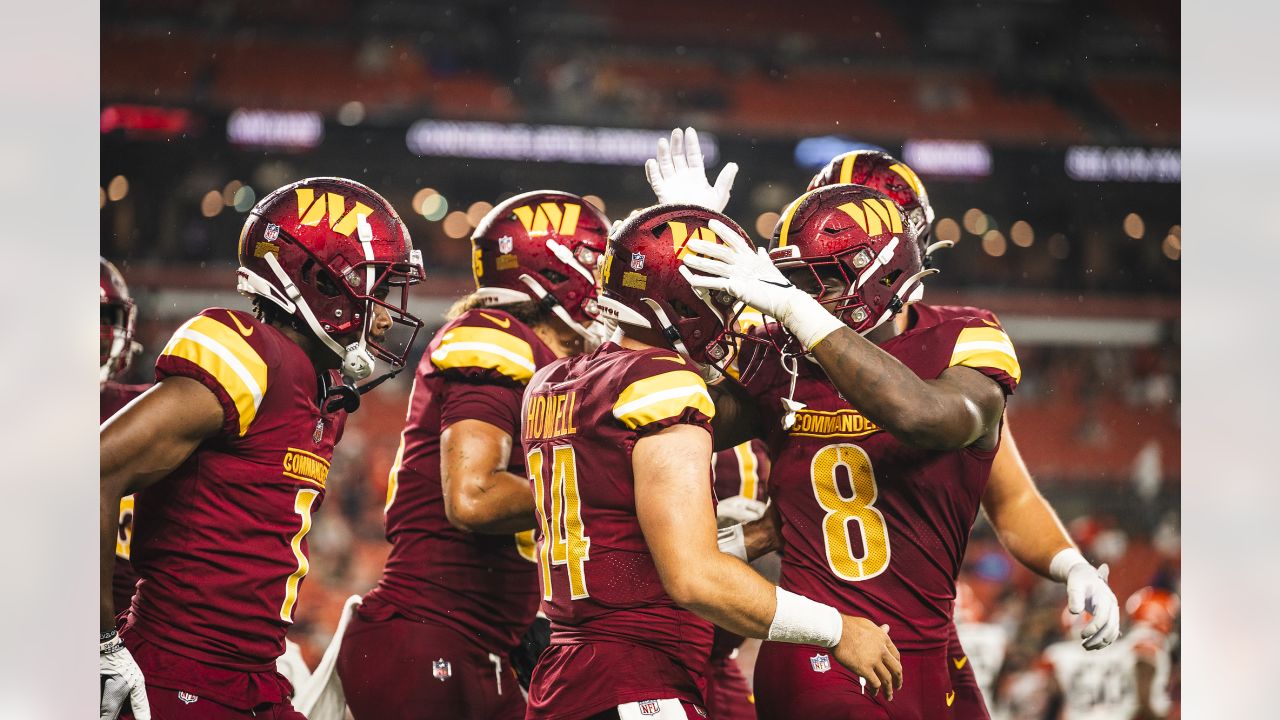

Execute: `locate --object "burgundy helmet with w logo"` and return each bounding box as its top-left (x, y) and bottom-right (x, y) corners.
top-left (807, 150), bottom-right (942, 258)
top-left (100, 256), bottom-right (141, 387)
top-left (597, 204), bottom-right (752, 370)
top-left (236, 177), bottom-right (425, 382)
top-left (470, 190), bottom-right (610, 340)
top-left (772, 184), bottom-right (935, 337)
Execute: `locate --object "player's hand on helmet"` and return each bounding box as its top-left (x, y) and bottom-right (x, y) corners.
top-left (832, 617), bottom-right (902, 700)
top-left (100, 632), bottom-right (150, 720)
top-left (680, 218), bottom-right (799, 318)
top-left (645, 127), bottom-right (738, 212)
top-left (1067, 561), bottom-right (1121, 650)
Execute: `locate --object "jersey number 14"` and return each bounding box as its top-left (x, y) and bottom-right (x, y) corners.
top-left (528, 446), bottom-right (591, 601)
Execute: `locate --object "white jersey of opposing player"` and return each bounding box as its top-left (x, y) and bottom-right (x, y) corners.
top-left (1043, 632), bottom-right (1171, 720)
top-left (956, 621), bottom-right (1009, 705)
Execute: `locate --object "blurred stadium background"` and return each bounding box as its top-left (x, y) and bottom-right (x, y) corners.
top-left (101, 0), bottom-right (1179, 717)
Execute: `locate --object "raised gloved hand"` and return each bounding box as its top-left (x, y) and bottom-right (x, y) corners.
top-left (680, 219), bottom-right (844, 350)
top-left (644, 127), bottom-right (738, 212)
top-left (1052, 549), bottom-right (1121, 650)
top-left (101, 631), bottom-right (150, 720)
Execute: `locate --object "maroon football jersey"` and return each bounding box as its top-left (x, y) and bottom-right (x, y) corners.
top-left (739, 314), bottom-right (1020, 652)
top-left (360, 307), bottom-right (557, 654)
top-left (122, 308), bottom-right (347, 687)
top-left (520, 342), bottom-right (718, 719)
top-left (101, 381), bottom-right (150, 617)
top-left (910, 302), bottom-right (1001, 330)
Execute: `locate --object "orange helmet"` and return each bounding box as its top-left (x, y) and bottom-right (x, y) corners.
top-left (1126, 586), bottom-right (1180, 635)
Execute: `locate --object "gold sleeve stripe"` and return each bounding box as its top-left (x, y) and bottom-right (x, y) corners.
top-left (950, 327), bottom-right (1021, 382)
top-left (430, 326), bottom-right (537, 382)
top-left (161, 317), bottom-right (268, 435)
top-left (734, 442), bottom-right (759, 500)
top-left (613, 370), bottom-right (714, 429)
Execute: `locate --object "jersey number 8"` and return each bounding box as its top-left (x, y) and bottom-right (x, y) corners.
top-left (810, 444), bottom-right (890, 581)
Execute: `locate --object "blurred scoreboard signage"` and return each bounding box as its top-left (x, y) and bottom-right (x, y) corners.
top-left (227, 109), bottom-right (324, 150)
top-left (1064, 146), bottom-right (1180, 183)
top-left (901, 139), bottom-right (992, 178)
top-left (100, 104), bottom-right (196, 139)
top-left (793, 136), bottom-right (888, 169)
top-left (405, 120), bottom-right (719, 166)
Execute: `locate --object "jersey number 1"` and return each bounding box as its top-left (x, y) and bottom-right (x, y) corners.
top-left (280, 488), bottom-right (319, 622)
top-left (811, 444), bottom-right (890, 581)
top-left (527, 446), bottom-right (591, 600)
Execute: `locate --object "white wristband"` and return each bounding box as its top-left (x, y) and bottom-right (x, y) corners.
top-left (767, 587), bottom-right (844, 648)
top-left (717, 524), bottom-right (748, 562)
top-left (1049, 548), bottom-right (1089, 583)
top-left (776, 291), bottom-right (846, 351)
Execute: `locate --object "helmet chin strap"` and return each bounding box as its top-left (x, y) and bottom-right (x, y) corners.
top-left (517, 273), bottom-right (598, 344)
top-left (259, 251), bottom-right (375, 382)
top-left (638, 297), bottom-right (723, 384)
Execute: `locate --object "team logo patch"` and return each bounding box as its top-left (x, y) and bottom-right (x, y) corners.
top-left (630, 252), bottom-right (646, 271)
top-left (264, 223), bottom-right (280, 241)
top-left (177, 691), bottom-right (199, 705)
top-left (313, 418), bottom-right (324, 444)
top-left (498, 235), bottom-right (514, 254)
top-left (810, 653), bottom-right (831, 673)
top-left (638, 700), bottom-right (661, 715)
top-left (433, 658), bottom-right (452, 681)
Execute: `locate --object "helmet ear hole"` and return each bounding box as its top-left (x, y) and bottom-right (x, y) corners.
top-left (314, 267), bottom-right (343, 298)
top-left (668, 297), bottom-right (700, 320)
top-left (880, 269), bottom-right (903, 287)
top-left (539, 268), bottom-right (567, 285)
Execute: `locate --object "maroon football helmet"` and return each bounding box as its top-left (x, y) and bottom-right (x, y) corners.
top-left (236, 177), bottom-right (424, 383)
top-left (597, 204), bottom-right (751, 370)
top-left (100, 257), bottom-right (141, 387)
top-left (771, 184), bottom-right (935, 337)
top-left (807, 150), bottom-right (944, 257)
top-left (470, 190), bottom-right (610, 340)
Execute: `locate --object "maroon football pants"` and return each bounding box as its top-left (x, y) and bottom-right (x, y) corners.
top-left (754, 642), bottom-right (952, 720)
top-left (121, 689), bottom-right (305, 720)
top-left (946, 623), bottom-right (991, 720)
top-left (703, 653), bottom-right (755, 720)
top-left (336, 609), bottom-right (524, 720)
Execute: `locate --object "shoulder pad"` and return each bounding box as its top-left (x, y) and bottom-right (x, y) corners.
top-left (156, 309), bottom-right (270, 436)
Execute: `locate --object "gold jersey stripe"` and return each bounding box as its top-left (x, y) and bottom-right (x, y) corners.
top-left (734, 442), bottom-right (759, 500)
top-left (613, 370), bottom-right (714, 429)
top-left (430, 326), bottom-right (537, 383)
top-left (950, 327), bottom-right (1021, 382)
top-left (161, 315), bottom-right (269, 435)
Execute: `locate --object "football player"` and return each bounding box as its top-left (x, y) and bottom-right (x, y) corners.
top-left (519, 204), bottom-right (902, 720)
top-left (337, 190), bottom-right (611, 720)
top-left (100, 257), bottom-right (148, 618)
top-left (806, 149), bottom-right (1120, 719)
top-left (99, 177), bottom-right (424, 720)
top-left (676, 183), bottom-right (1013, 718)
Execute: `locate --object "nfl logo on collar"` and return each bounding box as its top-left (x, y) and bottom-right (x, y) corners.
top-left (177, 691), bottom-right (199, 704)
top-left (810, 653), bottom-right (831, 673)
top-left (433, 658), bottom-right (452, 681)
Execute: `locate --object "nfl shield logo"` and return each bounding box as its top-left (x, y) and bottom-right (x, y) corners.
top-left (433, 658), bottom-right (452, 681)
top-left (630, 252), bottom-right (646, 270)
top-left (313, 418), bottom-right (324, 444)
top-left (264, 223), bottom-right (280, 241)
top-left (638, 700), bottom-right (661, 716)
top-left (498, 235), bottom-right (514, 254)
top-left (177, 691), bottom-right (198, 704)
top-left (810, 653), bottom-right (831, 673)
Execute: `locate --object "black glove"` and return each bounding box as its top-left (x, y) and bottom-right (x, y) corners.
top-left (508, 615), bottom-right (551, 691)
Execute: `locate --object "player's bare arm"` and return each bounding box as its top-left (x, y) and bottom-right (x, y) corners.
top-left (634, 423), bottom-right (902, 697)
top-left (440, 418), bottom-right (538, 534)
top-left (982, 419), bottom-right (1121, 649)
top-left (810, 329), bottom-right (1006, 450)
top-left (100, 376), bottom-right (223, 631)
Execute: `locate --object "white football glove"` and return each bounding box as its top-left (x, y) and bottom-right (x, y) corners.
top-left (100, 633), bottom-right (150, 720)
top-left (1051, 549), bottom-right (1121, 650)
top-left (717, 495), bottom-right (769, 527)
top-left (582, 317), bottom-right (620, 352)
top-left (644, 127), bottom-right (738, 212)
top-left (680, 219), bottom-right (844, 349)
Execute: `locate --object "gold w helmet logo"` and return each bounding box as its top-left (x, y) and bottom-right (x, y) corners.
top-left (295, 189), bottom-right (374, 237)
top-left (836, 198), bottom-right (904, 237)
top-left (512, 202), bottom-right (582, 237)
top-left (668, 221), bottom-right (718, 260)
